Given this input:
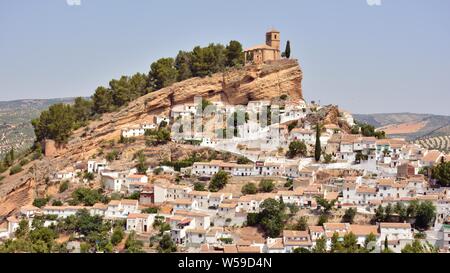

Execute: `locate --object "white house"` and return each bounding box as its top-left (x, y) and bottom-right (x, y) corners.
top-left (185, 191), bottom-right (210, 210)
top-left (282, 230), bottom-right (312, 252)
top-left (121, 125), bottom-right (145, 138)
top-left (126, 213), bottom-right (154, 233)
top-left (7, 216), bottom-right (20, 237)
top-left (172, 199), bottom-right (198, 212)
top-left (101, 171), bottom-right (127, 192)
top-left (105, 199), bottom-right (139, 219)
top-left (87, 159), bottom-right (108, 174)
top-left (379, 222), bottom-right (413, 253)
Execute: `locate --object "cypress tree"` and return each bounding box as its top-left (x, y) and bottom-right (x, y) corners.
top-left (315, 123), bottom-right (321, 162)
top-left (284, 40), bottom-right (291, 59)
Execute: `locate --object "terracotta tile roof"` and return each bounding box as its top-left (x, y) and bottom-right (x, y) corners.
top-left (219, 203), bottom-right (237, 209)
top-left (349, 225), bottom-right (379, 236)
top-left (379, 223), bottom-right (411, 229)
top-left (237, 246), bottom-right (261, 253)
top-left (127, 213), bottom-right (150, 219)
top-left (223, 245), bottom-right (238, 253)
top-left (121, 199), bottom-right (138, 205)
top-left (378, 178), bottom-right (395, 187)
top-left (356, 186), bottom-right (377, 194)
top-left (173, 199), bottom-right (193, 205)
top-left (267, 238), bottom-right (284, 249)
top-left (174, 210), bottom-right (209, 217)
top-left (422, 150), bottom-right (443, 163)
top-left (108, 200), bottom-right (121, 206)
top-left (92, 203), bottom-right (108, 210)
top-left (309, 226), bottom-right (325, 233)
top-left (283, 230), bottom-right (309, 238)
top-left (187, 191), bottom-right (210, 197)
top-left (323, 223), bottom-right (348, 231)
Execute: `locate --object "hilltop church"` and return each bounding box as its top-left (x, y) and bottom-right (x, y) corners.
top-left (244, 29), bottom-right (281, 64)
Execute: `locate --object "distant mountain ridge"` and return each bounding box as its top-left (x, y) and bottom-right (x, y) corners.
top-left (354, 113), bottom-right (450, 141)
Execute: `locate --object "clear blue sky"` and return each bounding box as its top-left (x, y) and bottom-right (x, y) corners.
top-left (1, 0), bottom-right (449, 115)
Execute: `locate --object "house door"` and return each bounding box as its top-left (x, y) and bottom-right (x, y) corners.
top-left (144, 225), bottom-right (147, 232)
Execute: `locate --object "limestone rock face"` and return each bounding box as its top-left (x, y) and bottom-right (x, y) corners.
top-left (59, 59), bottom-right (304, 160)
top-left (142, 59), bottom-right (303, 115)
top-left (0, 59), bottom-right (304, 217)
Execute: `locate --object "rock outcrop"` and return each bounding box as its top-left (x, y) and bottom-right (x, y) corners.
top-left (0, 59), bottom-right (304, 219)
top-left (142, 59), bottom-right (303, 115)
top-left (54, 59), bottom-right (303, 160)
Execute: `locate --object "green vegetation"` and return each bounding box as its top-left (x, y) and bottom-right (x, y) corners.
top-left (134, 150), bottom-right (148, 174)
top-left (241, 183), bottom-right (258, 195)
top-left (342, 208), bottom-right (356, 224)
top-left (259, 179), bottom-right (275, 193)
top-left (294, 216), bottom-right (308, 231)
top-left (314, 123), bottom-right (321, 162)
top-left (351, 122), bottom-right (386, 139)
top-left (161, 153), bottom-right (203, 171)
top-left (124, 231), bottom-right (144, 253)
top-left (153, 167), bottom-right (163, 175)
top-left (110, 226), bottom-right (125, 246)
top-left (70, 188), bottom-right (107, 206)
top-left (30, 41), bottom-right (244, 146)
top-left (237, 156), bottom-right (252, 165)
top-left (0, 210), bottom-right (128, 253)
top-left (312, 236), bottom-right (327, 253)
top-left (246, 198), bottom-right (287, 237)
top-left (431, 160), bottom-right (450, 187)
top-left (0, 219), bottom-right (58, 253)
top-left (9, 164), bottom-right (23, 175)
top-left (149, 58), bottom-right (178, 90)
top-left (282, 40), bottom-right (291, 59)
top-left (51, 200), bottom-right (63, 206)
top-left (157, 234), bottom-right (177, 253)
top-left (59, 180), bottom-right (69, 193)
top-left (316, 197), bottom-right (336, 214)
top-left (287, 140), bottom-right (307, 159)
top-left (33, 197), bottom-right (49, 208)
top-left (194, 182), bottom-right (206, 191)
top-left (208, 170), bottom-right (229, 192)
top-left (106, 149), bottom-right (120, 162)
top-left (401, 239), bottom-right (437, 253)
top-left (373, 201), bottom-right (436, 230)
top-left (141, 207), bottom-right (159, 214)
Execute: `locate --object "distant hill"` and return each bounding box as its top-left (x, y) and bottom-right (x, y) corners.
top-left (0, 98), bottom-right (77, 158)
top-left (354, 113), bottom-right (450, 141)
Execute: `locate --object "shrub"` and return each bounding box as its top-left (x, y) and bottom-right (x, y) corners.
top-left (10, 165), bottom-right (23, 175)
top-left (194, 182), bottom-right (206, 191)
top-left (19, 159), bottom-right (29, 166)
top-left (106, 150), bottom-right (120, 162)
top-left (208, 170), bottom-right (229, 192)
top-left (241, 183), bottom-right (257, 195)
top-left (141, 207), bottom-right (158, 214)
top-left (33, 197), bottom-right (49, 208)
top-left (52, 200), bottom-right (63, 206)
top-left (153, 167), bottom-right (163, 175)
top-left (259, 179), bottom-right (275, 193)
top-left (59, 181), bottom-right (69, 193)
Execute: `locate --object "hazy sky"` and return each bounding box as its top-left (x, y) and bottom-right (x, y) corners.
top-left (1, 0), bottom-right (449, 115)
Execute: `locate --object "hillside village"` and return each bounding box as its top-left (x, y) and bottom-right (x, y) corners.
top-left (1, 30), bottom-right (450, 254)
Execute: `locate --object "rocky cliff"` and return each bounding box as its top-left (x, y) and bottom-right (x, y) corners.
top-left (0, 59), bottom-right (303, 220)
top-left (51, 59), bottom-right (303, 161)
